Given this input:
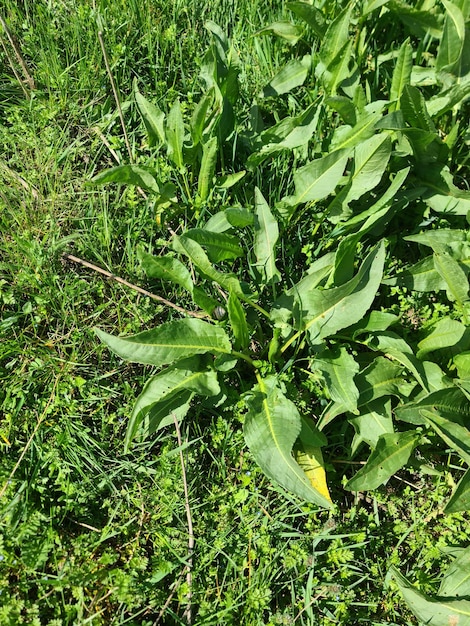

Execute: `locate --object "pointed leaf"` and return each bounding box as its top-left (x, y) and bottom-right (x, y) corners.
top-left (173, 234), bottom-right (243, 295)
top-left (287, 2), bottom-right (327, 37)
top-left (184, 228), bottom-right (243, 262)
top-left (421, 410), bottom-right (470, 465)
top-left (127, 357), bottom-right (220, 447)
top-left (253, 188), bottom-right (280, 284)
top-left (390, 39), bottom-right (413, 109)
top-left (135, 91), bottom-right (166, 148)
top-left (286, 148), bottom-right (350, 208)
top-left (299, 241), bottom-right (385, 345)
top-left (401, 84), bottom-right (436, 132)
top-left (261, 55), bottom-right (311, 98)
top-left (244, 376), bottom-right (332, 508)
top-left (396, 388), bottom-right (470, 426)
top-left (139, 250), bottom-right (193, 292)
top-left (445, 469), bottom-right (470, 512)
top-left (345, 431), bottom-right (419, 491)
top-left (197, 137), bottom-right (218, 203)
top-left (434, 248), bottom-right (469, 304)
top-left (91, 165), bottom-right (160, 195)
top-left (95, 318), bottom-right (231, 367)
top-left (255, 21), bottom-right (304, 44)
top-left (330, 110), bottom-right (385, 152)
top-left (439, 546), bottom-right (470, 596)
top-left (349, 398), bottom-right (394, 453)
top-left (417, 317), bottom-right (467, 358)
top-left (294, 415), bottom-right (331, 504)
top-left (227, 292), bottom-right (249, 350)
top-left (391, 566), bottom-right (470, 626)
top-left (312, 346), bottom-right (360, 414)
top-left (166, 99), bottom-right (185, 171)
top-left (436, 0), bottom-right (466, 74)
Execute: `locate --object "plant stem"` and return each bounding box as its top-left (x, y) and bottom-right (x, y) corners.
top-left (280, 328), bottom-right (303, 354)
top-left (231, 351), bottom-right (256, 367)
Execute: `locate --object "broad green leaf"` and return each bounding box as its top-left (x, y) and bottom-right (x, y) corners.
top-left (330, 110), bottom-right (385, 152)
top-left (244, 376), bottom-right (332, 508)
top-left (390, 39), bottom-right (413, 110)
top-left (247, 103), bottom-right (320, 169)
top-left (135, 91), bottom-right (166, 148)
top-left (362, 0), bottom-right (390, 15)
top-left (388, 1), bottom-right (443, 38)
top-left (95, 318), bottom-right (231, 367)
top-left (173, 234), bottom-right (243, 295)
top-left (294, 416), bottom-right (331, 504)
top-left (225, 207), bottom-right (254, 228)
top-left (283, 148), bottom-right (350, 209)
top-left (91, 164), bottom-right (160, 194)
top-left (434, 247), bottom-right (469, 305)
top-left (261, 55), bottom-right (311, 98)
top-left (197, 137), bottom-right (218, 203)
top-left (391, 566), bottom-right (470, 626)
top-left (215, 171), bottom-right (246, 189)
top-left (428, 77), bottom-right (470, 117)
top-left (328, 134), bottom-right (392, 223)
top-left (395, 388), bottom-right (470, 426)
top-left (297, 242), bottom-right (385, 346)
top-left (325, 96), bottom-right (357, 125)
top-left (384, 255), bottom-right (448, 292)
top-left (184, 228), bottom-right (243, 262)
top-left (436, 0), bottom-right (466, 74)
top-left (271, 253), bottom-right (336, 327)
top-left (334, 167), bottom-right (410, 235)
top-left (318, 357), bottom-right (410, 429)
top-left (253, 187), bottom-right (280, 284)
top-left (126, 357), bottom-right (220, 448)
top-left (401, 84), bottom-right (436, 132)
top-left (347, 311), bottom-right (399, 337)
top-left (287, 2), bottom-right (327, 37)
top-left (405, 229), bottom-right (468, 248)
top-left (439, 546), bottom-right (470, 596)
top-left (421, 410), bottom-right (470, 465)
top-left (347, 134), bottom-right (392, 202)
top-left (417, 317), bottom-right (467, 358)
top-left (192, 287), bottom-right (218, 316)
top-left (166, 99), bottom-right (185, 171)
top-left (425, 192), bottom-right (470, 215)
top-left (355, 357), bottom-right (410, 405)
top-left (139, 250), bottom-right (193, 292)
top-left (445, 469), bottom-right (470, 512)
top-left (312, 346), bottom-right (360, 414)
top-left (227, 292), bottom-right (249, 350)
top-left (319, 4), bottom-right (353, 68)
top-left (255, 21), bottom-right (304, 45)
top-left (345, 431), bottom-right (419, 491)
top-left (316, 39), bottom-right (353, 94)
top-left (365, 331), bottom-right (430, 390)
top-left (454, 352), bottom-right (470, 379)
top-left (349, 398), bottom-right (394, 454)
top-left (190, 88), bottom-right (216, 145)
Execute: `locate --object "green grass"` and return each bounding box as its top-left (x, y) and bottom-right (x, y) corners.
top-left (1, 0), bottom-right (470, 624)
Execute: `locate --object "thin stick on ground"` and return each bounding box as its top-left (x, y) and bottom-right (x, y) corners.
top-left (0, 13), bottom-right (35, 91)
top-left (172, 413), bottom-right (194, 626)
top-left (97, 30), bottom-right (133, 163)
top-left (63, 253), bottom-right (209, 319)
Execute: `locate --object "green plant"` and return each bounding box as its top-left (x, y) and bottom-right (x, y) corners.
top-left (95, 5), bottom-right (470, 517)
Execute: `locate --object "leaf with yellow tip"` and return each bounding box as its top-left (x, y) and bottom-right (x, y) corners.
top-left (294, 415), bottom-right (332, 503)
